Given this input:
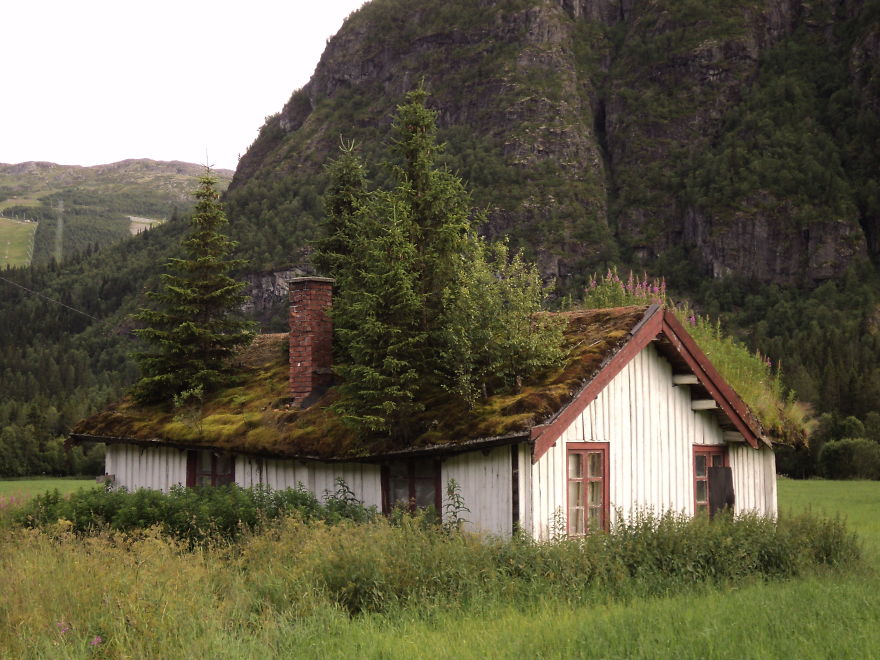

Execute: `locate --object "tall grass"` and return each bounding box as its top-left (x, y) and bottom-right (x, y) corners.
top-left (0, 486), bottom-right (862, 658)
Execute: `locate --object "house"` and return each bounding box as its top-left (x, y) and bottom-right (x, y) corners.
top-left (70, 277), bottom-right (777, 539)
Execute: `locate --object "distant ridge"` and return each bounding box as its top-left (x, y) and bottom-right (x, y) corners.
top-left (0, 158), bottom-right (233, 266)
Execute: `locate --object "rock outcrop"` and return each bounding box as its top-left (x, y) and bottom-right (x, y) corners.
top-left (227, 0), bottom-right (879, 285)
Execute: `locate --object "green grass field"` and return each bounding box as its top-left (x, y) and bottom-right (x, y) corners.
top-left (0, 479), bottom-right (876, 659)
top-left (0, 478), bottom-right (97, 511)
top-left (0, 216), bottom-right (37, 267)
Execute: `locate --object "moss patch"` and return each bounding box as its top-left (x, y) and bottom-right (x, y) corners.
top-left (72, 308), bottom-right (649, 459)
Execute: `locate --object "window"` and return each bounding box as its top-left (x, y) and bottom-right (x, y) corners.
top-left (693, 446), bottom-right (732, 516)
top-left (567, 443), bottom-right (609, 535)
top-left (186, 450), bottom-right (235, 487)
top-left (381, 459), bottom-right (441, 513)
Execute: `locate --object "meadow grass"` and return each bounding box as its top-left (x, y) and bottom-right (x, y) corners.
top-left (0, 480), bottom-right (875, 659)
top-left (0, 216), bottom-right (37, 267)
top-left (0, 477), bottom-right (97, 500)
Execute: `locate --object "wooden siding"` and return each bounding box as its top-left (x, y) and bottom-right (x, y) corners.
top-left (729, 443), bottom-right (778, 517)
top-left (106, 444), bottom-right (187, 492)
top-left (442, 445), bottom-right (514, 536)
top-left (235, 456), bottom-right (383, 509)
top-left (530, 343), bottom-right (774, 539)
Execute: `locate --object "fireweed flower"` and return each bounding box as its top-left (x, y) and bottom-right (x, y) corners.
top-left (56, 622), bottom-right (70, 635)
top-left (89, 636), bottom-right (103, 646)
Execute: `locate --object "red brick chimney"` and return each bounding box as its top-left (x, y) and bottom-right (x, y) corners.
top-left (289, 277), bottom-right (334, 407)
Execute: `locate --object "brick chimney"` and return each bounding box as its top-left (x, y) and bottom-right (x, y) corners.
top-left (289, 277), bottom-right (334, 407)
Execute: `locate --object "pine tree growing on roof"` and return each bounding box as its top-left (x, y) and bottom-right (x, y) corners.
top-left (131, 172), bottom-right (255, 404)
top-left (316, 87), bottom-right (563, 436)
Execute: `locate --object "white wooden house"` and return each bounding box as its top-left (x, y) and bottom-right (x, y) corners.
top-left (71, 278), bottom-right (776, 539)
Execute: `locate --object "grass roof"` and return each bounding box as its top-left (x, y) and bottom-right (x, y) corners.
top-left (71, 307), bottom-right (650, 460)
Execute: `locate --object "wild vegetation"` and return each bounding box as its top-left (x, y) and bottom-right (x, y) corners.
top-left (0, 480), bottom-right (871, 658)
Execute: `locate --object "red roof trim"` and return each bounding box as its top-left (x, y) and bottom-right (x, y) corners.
top-left (531, 307), bottom-right (764, 463)
top-left (531, 306), bottom-right (663, 462)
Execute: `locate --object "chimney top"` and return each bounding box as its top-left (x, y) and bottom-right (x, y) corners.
top-left (289, 276), bottom-right (335, 285)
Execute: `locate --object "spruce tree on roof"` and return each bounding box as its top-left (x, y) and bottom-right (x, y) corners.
top-left (131, 172), bottom-right (254, 404)
top-left (317, 88), bottom-right (563, 437)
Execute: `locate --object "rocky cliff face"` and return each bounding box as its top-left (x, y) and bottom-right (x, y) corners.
top-left (227, 0), bottom-right (880, 286)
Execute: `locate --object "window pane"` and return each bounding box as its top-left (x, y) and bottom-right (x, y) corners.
top-left (569, 506), bottom-right (585, 535)
top-left (216, 454), bottom-right (233, 475)
top-left (588, 481), bottom-right (602, 507)
top-left (390, 462), bottom-right (408, 480)
top-left (696, 479), bottom-right (708, 503)
top-left (588, 507), bottom-right (601, 531)
top-left (711, 453), bottom-right (724, 467)
top-left (413, 461), bottom-right (435, 479)
top-left (588, 452), bottom-right (603, 478)
top-left (413, 478), bottom-right (435, 509)
top-left (696, 503), bottom-right (709, 515)
top-left (568, 481), bottom-right (584, 508)
top-left (391, 477), bottom-right (409, 506)
top-left (695, 454), bottom-right (707, 477)
top-left (568, 453), bottom-right (582, 479)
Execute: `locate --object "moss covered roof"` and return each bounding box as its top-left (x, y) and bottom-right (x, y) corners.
top-left (71, 306), bottom-right (650, 461)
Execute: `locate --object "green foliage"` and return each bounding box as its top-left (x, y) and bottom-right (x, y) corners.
top-left (328, 189), bottom-right (427, 434)
top-left (819, 438), bottom-right (880, 480)
top-left (131, 174), bottom-right (255, 404)
top-left (7, 496), bottom-right (860, 616)
top-left (439, 238), bottom-right (565, 405)
top-left (318, 88), bottom-right (563, 435)
top-left (14, 482), bottom-right (377, 545)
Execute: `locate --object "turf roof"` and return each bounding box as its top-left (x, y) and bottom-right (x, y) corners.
top-left (71, 306), bottom-right (650, 461)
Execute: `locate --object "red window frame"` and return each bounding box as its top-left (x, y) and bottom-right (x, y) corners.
top-left (693, 445), bottom-right (728, 515)
top-left (186, 450), bottom-right (235, 487)
top-left (381, 459), bottom-right (442, 514)
top-left (566, 443), bottom-right (610, 535)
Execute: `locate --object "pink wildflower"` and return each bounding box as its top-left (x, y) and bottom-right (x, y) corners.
top-left (688, 315), bottom-right (696, 326)
top-left (89, 636), bottom-right (103, 646)
top-left (56, 622), bottom-right (70, 635)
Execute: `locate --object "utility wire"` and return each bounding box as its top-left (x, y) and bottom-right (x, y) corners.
top-left (0, 274), bottom-right (101, 322)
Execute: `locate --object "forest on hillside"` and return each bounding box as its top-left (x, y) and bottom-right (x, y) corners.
top-left (1, 0), bottom-right (880, 476)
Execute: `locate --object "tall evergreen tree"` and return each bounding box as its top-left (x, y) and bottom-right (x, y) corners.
top-left (318, 89), bottom-right (563, 437)
top-left (131, 173), bottom-right (254, 404)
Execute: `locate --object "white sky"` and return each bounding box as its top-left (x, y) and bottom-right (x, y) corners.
top-left (1, 0), bottom-right (367, 171)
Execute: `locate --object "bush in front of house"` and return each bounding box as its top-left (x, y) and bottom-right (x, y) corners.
top-left (13, 480), bottom-right (377, 544)
top-left (242, 508), bottom-right (860, 614)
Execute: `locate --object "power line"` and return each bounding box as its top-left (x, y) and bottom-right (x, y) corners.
top-left (0, 275), bottom-right (101, 322)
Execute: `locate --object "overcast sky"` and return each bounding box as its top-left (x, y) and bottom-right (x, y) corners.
top-left (2, 0), bottom-right (367, 171)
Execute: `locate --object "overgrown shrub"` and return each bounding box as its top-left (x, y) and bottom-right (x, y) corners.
top-left (243, 509), bottom-right (859, 614)
top-left (9, 486), bottom-right (860, 615)
top-left (819, 438), bottom-right (880, 480)
top-left (13, 481), bottom-right (377, 544)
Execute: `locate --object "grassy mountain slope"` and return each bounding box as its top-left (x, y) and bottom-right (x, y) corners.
top-left (0, 160), bottom-right (232, 266)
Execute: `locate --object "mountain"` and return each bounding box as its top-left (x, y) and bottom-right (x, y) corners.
top-left (0, 160), bottom-right (233, 267)
top-left (227, 0), bottom-right (879, 286)
top-left (2, 0), bottom-right (880, 478)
